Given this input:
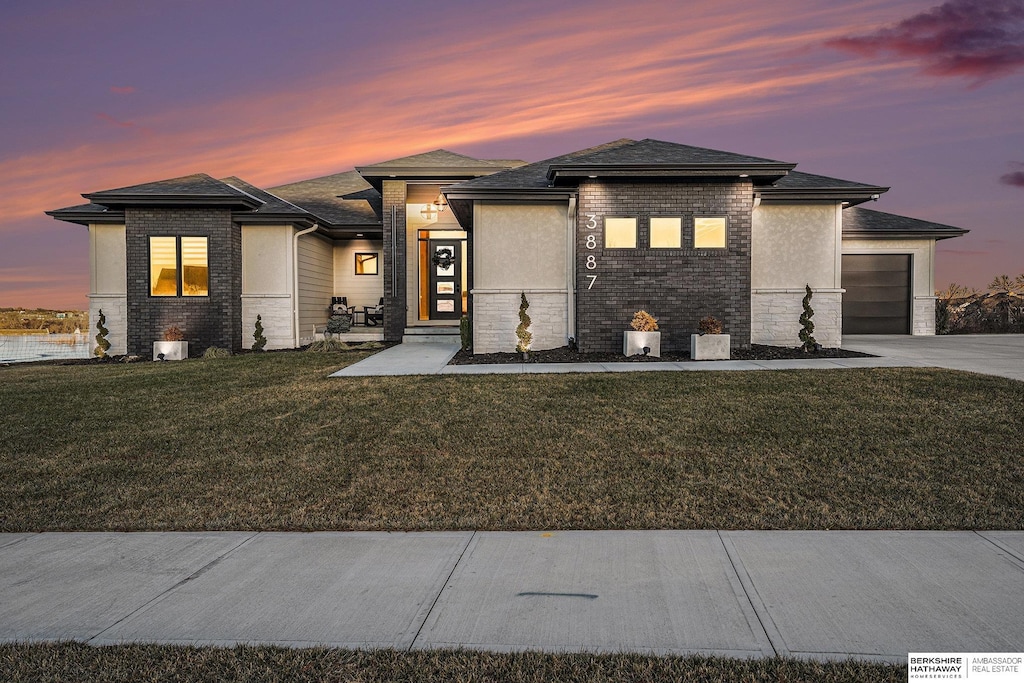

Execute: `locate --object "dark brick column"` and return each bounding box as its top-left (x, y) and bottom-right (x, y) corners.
top-left (125, 207), bottom-right (242, 357)
top-left (381, 181), bottom-right (406, 342)
top-left (575, 179), bottom-right (752, 353)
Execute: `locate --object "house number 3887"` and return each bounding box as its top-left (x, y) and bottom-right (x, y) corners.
top-left (585, 213), bottom-right (598, 289)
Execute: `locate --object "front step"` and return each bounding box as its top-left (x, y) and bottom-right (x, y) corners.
top-left (403, 327), bottom-right (461, 344)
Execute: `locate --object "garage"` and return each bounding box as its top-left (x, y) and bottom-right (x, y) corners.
top-left (842, 254), bottom-right (911, 334)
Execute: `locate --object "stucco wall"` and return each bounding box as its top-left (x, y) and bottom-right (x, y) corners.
top-left (334, 239), bottom-right (384, 311)
top-left (89, 223), bottom-right (127, 355)
top-left (750, 203), bottom-right (843, 346)
top-left (842, 237), bottom-right (937, 335)
top-left (241, 225), bottom-right (294, 350)
top-left (297, 232), bottom-right (334, 343)
top-left (472, 203), bottom-right (569, 353)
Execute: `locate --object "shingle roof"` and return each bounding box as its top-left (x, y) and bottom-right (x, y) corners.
top-left (562, 138), bottom-right (790, 167)
top-left (83, 173), bottom-right (259, 207)
top-left (270, 171), bottom-right (382, 227)
top-left (220, 176), bottom-right (311, 218)
top-left (357, 149), bottom-right (509, 170)
top-left (45, 201), bottom-right (124, 225)
top-left (843, 206), bottom-right (968, 240)
top-left (447, 139), bottom-right (638, 191)
top-left (769, 170), bottom-right (884, 191)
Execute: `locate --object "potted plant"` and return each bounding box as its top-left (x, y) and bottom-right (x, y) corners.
top-left (691, 316), bottom-right (730, 360)
top-left (623, 310), bottom-right (660, 357)
top-left (154, 325), bottom-right (188, 361)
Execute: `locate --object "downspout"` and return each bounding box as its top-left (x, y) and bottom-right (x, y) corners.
top-left (293, 223), bottom-right (319, 347)
top-left (566, 196), bottom-right (577, 345)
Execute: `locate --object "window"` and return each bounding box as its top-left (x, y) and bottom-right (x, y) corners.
top-left (694, 217), bottom-right (727, 249)
top-left (355, 252), bottom-right (378, 275)
top-left (650, 217), bottom-right (682, 248)
top-left (605, 217), bottom-right (637, 248)
top-left (150, 236), bottom-right (209, 297)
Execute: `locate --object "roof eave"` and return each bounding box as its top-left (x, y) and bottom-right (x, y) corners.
top-left (760, 187), bottom-right (889, 205)
top-left (80, 193), bottom-right (263, 210)
top-left (844, 228), bottom-right (968, 241)
top-left (547, 163), bottom-right (796, 184)
top-left (355, 167), bottom-right (504, 191)
top-left (46, 209), bottom-right (126, 226)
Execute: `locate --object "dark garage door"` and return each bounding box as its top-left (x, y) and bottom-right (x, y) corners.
top-left (842, 254), bottom-right (911, 334)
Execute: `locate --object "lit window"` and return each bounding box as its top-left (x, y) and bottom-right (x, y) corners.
top-left (694, 217), bottom-right (727, 249)
top-left (150, 236), bottom-right (209, 297)
top-left (605, 217), bottom-right (637, 248)
top-left (355, 252), bottom-right (379, 275)
top-left (650, 217), bottom-right (682, 248)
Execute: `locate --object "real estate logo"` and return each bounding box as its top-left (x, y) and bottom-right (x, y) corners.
top-left (908, 653), bottom-right (1023, 681)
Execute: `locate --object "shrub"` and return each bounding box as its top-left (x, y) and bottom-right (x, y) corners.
top-left (202, 346), bottom-right (231, 359)
top-left (252, 315), bottom-right (267, 352)
top-left (306, 338), bottom-right (351, 353)
top-left (163, 326), bottom-right (185, 342)
top-left (515, 293), bottom-right (532, 353)
top-left (93, 309), bottom-right (110, 358)
top-left (460, 315), bottom-right (472, 351)
top-left (799, 284), bottom-right (817, 352)
top-left (697, 316), bottom-right (722, 335)
top-left (630, 310), bottom-right (659, 332)
top-left (326, 314), bottom-right (352, 335)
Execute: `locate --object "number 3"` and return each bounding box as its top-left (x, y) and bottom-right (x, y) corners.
top-left (586, 214), bottom-right (597, 230)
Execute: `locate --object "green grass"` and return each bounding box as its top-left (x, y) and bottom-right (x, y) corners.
top-left (1, 352), bottom-right (1022, 531)
top-left (0, 643), bottom-right (905, 682)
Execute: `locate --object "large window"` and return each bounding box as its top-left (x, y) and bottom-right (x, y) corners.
top-left (150, 236), bottom-right (209, 297)
top-left (604, 217), bottom-right (637, 248)
top-left (694, 217), bottom-right (727, 249)
top-left (650, 217), bottom-right (682, 248)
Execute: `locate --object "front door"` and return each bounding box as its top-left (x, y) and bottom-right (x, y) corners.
top-left (428, 240), bottom-right (462, 320)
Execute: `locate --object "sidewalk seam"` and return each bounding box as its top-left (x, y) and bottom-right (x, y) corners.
top-left (407, 530), bottom-right (476, 652)
top-left (85, 532), bottom-right (260, 645)
top-left (717, 531), bottom-right (785, 658)
top-left (974, 531), bottom-right (1024, 572)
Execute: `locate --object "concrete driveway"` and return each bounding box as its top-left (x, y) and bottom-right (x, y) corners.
top-left (842, 334), bottom-right (1024, 382)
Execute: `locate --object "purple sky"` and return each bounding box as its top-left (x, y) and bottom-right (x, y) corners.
top-left (1, 0), bottom-right (1021, 309)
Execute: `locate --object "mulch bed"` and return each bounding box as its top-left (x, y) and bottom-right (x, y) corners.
top-left (450, 344), bottom-right (874, 365)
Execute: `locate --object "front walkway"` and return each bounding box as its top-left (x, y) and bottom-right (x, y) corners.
top-left (843, 334), bottom-right (1024, 382)
top-left (2, 530), bottom-right (1022, 661)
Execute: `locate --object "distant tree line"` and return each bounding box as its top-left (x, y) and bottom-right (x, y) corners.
top-left (0, 308), bottom-right (88, 334)
top-left (936, 274), bottom-right (1024, 334)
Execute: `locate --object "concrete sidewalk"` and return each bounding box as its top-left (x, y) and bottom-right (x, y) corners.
top-left (330, 343), bottom-right (925, 378)
top-left (2, 531), bottom-right (1023, 662)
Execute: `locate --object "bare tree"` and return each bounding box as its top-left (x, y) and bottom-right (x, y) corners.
top-left (989, 275), bottom-right (1014, 292)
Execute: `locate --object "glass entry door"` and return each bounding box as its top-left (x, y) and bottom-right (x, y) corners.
top-left (428, 240), bottom-right (462, 320)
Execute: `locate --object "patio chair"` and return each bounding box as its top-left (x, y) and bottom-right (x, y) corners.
top-left (330, 296), bottom-right (354, 316)
top-left (364, 297), bottom-right (384, 326)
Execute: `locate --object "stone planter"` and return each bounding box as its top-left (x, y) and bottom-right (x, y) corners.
top-left (623, 330), bottom-right (661, 357)
top-left (690, 333), bottom-right (729, 360)
top-left (153, 340), bottom-right (188, 361)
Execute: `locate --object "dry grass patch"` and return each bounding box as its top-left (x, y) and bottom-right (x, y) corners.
top-left (1, 353), bottom-right (1022, 531)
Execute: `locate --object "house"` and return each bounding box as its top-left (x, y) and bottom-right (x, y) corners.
top-left (47, 138), bottom-right (967, 357)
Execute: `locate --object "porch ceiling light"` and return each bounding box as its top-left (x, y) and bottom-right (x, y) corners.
top-left (420, 203), bottom-right (438, 220)
top-left (432, 193), bottom-right (448, 213)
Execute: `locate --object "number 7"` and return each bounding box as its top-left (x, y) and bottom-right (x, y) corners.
top-left (586, 275), bottom-right (597, 290)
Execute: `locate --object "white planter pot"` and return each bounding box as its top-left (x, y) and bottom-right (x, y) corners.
top-left (153, 340), bottom-right (188, 361)
top-left (623, 330), bottom-right (661, 357)
top-left (690, 333), bottom-right (730, 360)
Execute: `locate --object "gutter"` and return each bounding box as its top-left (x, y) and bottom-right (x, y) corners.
top-left (293, 223), bottom-right (319, 347)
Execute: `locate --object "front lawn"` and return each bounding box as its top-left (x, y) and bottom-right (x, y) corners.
top-left (1, 352), bottom-right (1021, 531)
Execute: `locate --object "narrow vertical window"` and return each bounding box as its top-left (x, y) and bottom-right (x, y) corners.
top-left (150, 237), bottom-right (178, 296)
top-left (694, 217), bottom-right (727, 249)
top-left (180, 237), bottom-right (209, 296)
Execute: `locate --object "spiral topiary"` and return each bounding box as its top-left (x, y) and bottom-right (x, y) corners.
top-left (252, 314), bottom-right (267, 352)
top-left (94, 309), bottom-right (111, 358)
top-left (799, 284), bottom-right (817, 352)
top-left (515, 292), bottom-right (532, 353)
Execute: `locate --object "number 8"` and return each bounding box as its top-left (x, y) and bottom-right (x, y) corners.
top-left (585, 234), bottom-right (596, 249)
top-left (586, 255), bottom-right (596, 270)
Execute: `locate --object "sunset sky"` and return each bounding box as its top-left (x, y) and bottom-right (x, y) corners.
top-left (1, 0), bottom-right (1021, 309)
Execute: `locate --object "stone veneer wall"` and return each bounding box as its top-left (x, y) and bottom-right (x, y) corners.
top-left (89, 296), bottom-right (128, 355)
top-left (472, 290), bottom-right (567, 353)
top-left (381, 181), bottom-right (406, 342)
top-left (125, 207), bottom-right (241, 357)
top-left (575, 179), bottom-right (752, 353)
top-left (751, 289), bottom-right (843, 348)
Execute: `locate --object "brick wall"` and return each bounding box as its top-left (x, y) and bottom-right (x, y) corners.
top-left (575, 180), bottom-right (752, 353)
top-left (125, 207), bottom-right (241, 357)
top-left (381, 181), bottom-right (406, 342)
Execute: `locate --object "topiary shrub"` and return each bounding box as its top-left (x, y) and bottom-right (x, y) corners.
top-left (515, 292), bottom-right (532, 353)
top-left (94, 309), bottom-right (111, 358)
top-left (630, 310), bottom-right (659, 332)
top-left (799, 284), bottom-right (817, 352)
top-left (252, 315), bottom-right (267, 352)
top-left (326, 313), bottom-right (352, 335)
top-left (459, 315), bottom-right (472, 351)
top-left (697, 316), bottom-right (722, 335)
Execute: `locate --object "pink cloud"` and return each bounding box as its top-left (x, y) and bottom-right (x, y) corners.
top-left (109, 85), bottom-right (136, 95)
top-left (95, 112), bottom-right (137, 129)
top-left (826, 0), bottom-right (1024, 84)
top-left (1000, 162), bottom-right (1024, 187)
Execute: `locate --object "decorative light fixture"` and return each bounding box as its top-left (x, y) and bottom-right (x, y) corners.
top-left (433, 192), bottom-right (448, 213)
top-left (420, 203), bottom-right (438, 220)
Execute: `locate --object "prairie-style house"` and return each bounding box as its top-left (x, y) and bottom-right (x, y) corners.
top-left (48, 138), bottom-right (967, 357)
